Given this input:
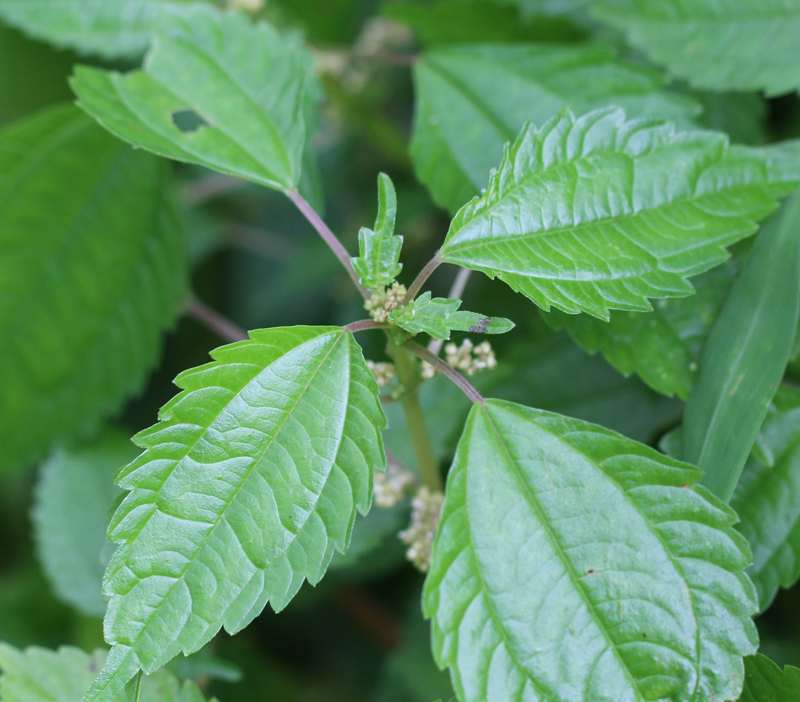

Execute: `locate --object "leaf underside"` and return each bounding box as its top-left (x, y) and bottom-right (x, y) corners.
top-left (0, 104), bottom-right (186, 473)
top-left (440, 107), bottom-right (800, 319)
top-left (425, 399), bottom-right (758, 702)
top-left (594, 0), bottom-right (800, 96)
top-left (83, 326), bottom-right (386, 702)
top-left (410, 43), bottom-right (700, 213)
top-left (71, 6), bottom-right (308, 191)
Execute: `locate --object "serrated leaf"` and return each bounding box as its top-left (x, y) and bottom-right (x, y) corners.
top-left (83, 326), bottom-right (386, 702)
top-left (542, 259), bottom-right (739, 399)
top-left (594, 0), bottom-right (800, 96)
top-left (424, 399), bottom-right (758, 702)
top-left (439, 108), bottom-right (800, 319)
top-left (389, 292), bottom-right (514, 340)
top-left (0, 644), bottom-right (215, 702)
top-left (740, 655), bottom-right (800, 702)
top-left (70, 7), bottom-right (308, 191)
top-left (0, 104), bottom-right (186, 473)
top-left (32, 430), bottom-right (138, 618)
top-left (351, 173), bottom-right (403, 289)
top-left (0, 0), bottom-right (206, 60)
top-left (731, 388), bottom-right (800, 610)
top-left (411, 43), bottom-right (700, 213)
top-left (683, 192), bottom-right (800, 502)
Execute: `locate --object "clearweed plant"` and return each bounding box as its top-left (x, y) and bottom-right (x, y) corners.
top-left (2, 2), bottom-right (800, 702)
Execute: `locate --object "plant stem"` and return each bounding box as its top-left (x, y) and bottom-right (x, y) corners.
top-left (186, 296), bottom-right (248, 343)
top-left (389, 334), bottom-right (443, 492)
top-left (405, 251), bottom-right (442, 303)
top-left (345, 319), bottom-right (388, 333)
top-left (405, 341), bottom-right (484, 405)
top-left (285, 189), bottom-right (369, 299)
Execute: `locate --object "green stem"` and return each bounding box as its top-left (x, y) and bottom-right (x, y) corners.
top-left (389, 333), bottom-right (442, 492)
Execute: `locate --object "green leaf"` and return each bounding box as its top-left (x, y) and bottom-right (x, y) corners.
top-left (83, 326), bottom-right (386, 702)
top-left (0, 104), bottom-right (186, 473)
top-left (390, 292), bottom-right (514, 340)
top-left (542, 259), bottom-right (739, 399)
top-left (0, 0), bottom-right (206, 60)
top-left (740, 655), bottom-right (800, 702)
top-left (485, 0), bottom-right (590, 18)
top-left (439, 108), bottom-right (800, 319)
top-left (410, 43), bottom-right (700, 213)
top-left (0, 644), bottom-right (216, 702)
top-left (351, 173), bottom-right (403, 289)
top-left (594, 0), bottom-right (800, 96)
top-left (425, 399), bottom-right (758, 702)
top-left (731, 388), bottom-right (800, 610)
top-left (683, 191), bottom-right (800, 502)
top-left (70, 6), bottom-right (308, 191)
top-left (32, 431), bottom-right (137, 618)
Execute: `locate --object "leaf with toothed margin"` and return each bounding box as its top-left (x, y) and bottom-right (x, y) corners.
top-left (70, 6), bottom-right (309, 191)
top-left (439, 107), bottom-right (800, 319)
top-left (81, 326), bottom-right (386, 702)
top-left (424, 399), bottom-right (758, 702)
top-left (352, 173), bottom-right (404, 289)
top-left (390, 292), bottom-right (514, 340)
top-left (0, 644), bottom-right (217, 702)
top-left (740, 654), bottom-right (800, 702)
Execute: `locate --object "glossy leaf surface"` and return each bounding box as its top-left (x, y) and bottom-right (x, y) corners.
top-left (0, 644), bottom-right (214, 702)
top-left (352, 173), bottom-right (403, 289)
top-left (740, 655), bottom-right (800, 702)
top-left (84, 326), bottom-right (386, 702)
top-left (0, 0), bottom-right (204, 59)
top-left (0, 104), bottom-right (186, 473)
top-left (440, 108), bottom-right (800, 318)
top-left (425, 399), bottom-right (757, 702)
top-left (390, 292), bottom-right (514, 340)
top-left (411, 43), bottom-right (700, 212)
top-left (684, 192), bottom-right (800, 502)
top-left (32, 431), bottom-right (136, 618)
top-left (71, 7), bottom-right (308, 191)
top-left (732, 388), bottom-right (800, 610)
top-left (594, 0), bottom-right (800, 96)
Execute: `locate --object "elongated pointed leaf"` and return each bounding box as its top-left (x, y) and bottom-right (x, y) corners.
top-left (0, 104), bottom-right (186, 473)
top-left (594, 0), bottom-right (800, 96)
top-left (684, 192), bottom-right (800, 502)
top-left (0, 0), bottom-right (206, 59)
top-left (352, 173), bottom-right (403, 289)
top-left (411, 44), bottom-right (700, 212)
top-left (390, 292), bottom-right (514, 340)
top-left (0, 645), bottom-right (215, 702)
top-left (740, 655), bottom-right (800, 702)
top-left (83, 326), bottom-right (386, 702)
top-left (440, 108), bottom-right (800, 318)
top-left (32, 431), bottom-right (136, 618)
top-left (71, 7), bottom-right (308, 191)
top-left (731, 388), bottom-right (800, 609)
top-left (542, 259), bottom-right (739, 399)
top-left (425, 399), bottom-right (758, 702)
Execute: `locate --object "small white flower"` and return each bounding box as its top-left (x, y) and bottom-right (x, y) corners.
top-left (399, 487), bottom-right (445, 572)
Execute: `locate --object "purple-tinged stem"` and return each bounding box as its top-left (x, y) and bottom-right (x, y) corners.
top-left (345, 319), bottom-right (388, 333)
top-left (185, 297), bottom-right (248, 343)
top-left (286, 189), bottom-right (369, 299)
top-left (404, 341), bottom-right (483, 404)
top-left (405, 252), bottom-right (442, 303)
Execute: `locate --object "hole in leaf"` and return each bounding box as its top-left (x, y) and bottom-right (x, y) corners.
top-left (172, 109), bottom-right (210, 133)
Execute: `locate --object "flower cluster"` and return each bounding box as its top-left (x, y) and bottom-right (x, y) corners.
top-left (366, 361), bottom-right (396, 388)
top-left (445, 338), bottom-right (497, 376)
top-left (373, 459), bottom-right (416, 508)
top-left (399, 487), bottom-right (445, 572)
top-left (364, 282), bottom-right (407, 323)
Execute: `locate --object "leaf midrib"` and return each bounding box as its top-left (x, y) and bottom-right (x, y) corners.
top-left (478, 402), bottom-right (702, 700)
top-left (110, 331), bottom-right (348, 663)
